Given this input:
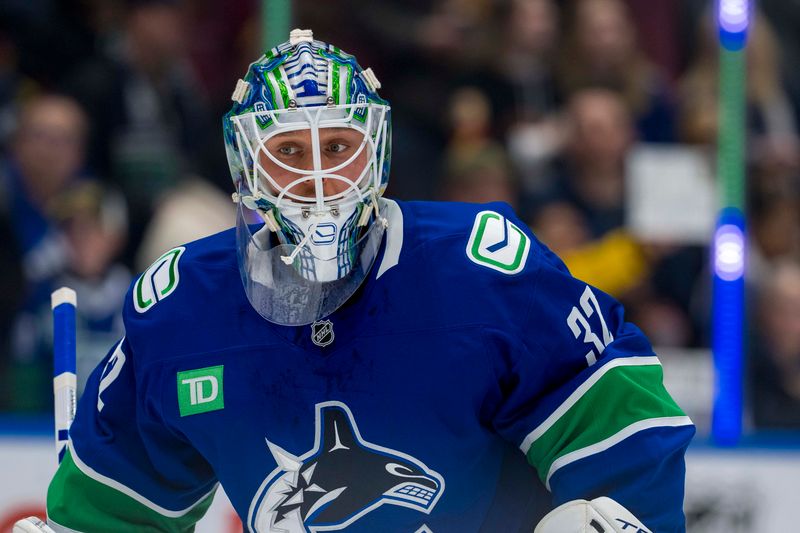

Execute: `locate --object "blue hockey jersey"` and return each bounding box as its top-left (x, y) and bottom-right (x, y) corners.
top-left (47, 200), bottom-right (694, 532)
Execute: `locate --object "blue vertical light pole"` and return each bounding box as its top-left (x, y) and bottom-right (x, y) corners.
top-left (712, 0), bottom-right (750, 446)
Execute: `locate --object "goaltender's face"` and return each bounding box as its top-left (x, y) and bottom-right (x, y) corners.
top-left (258, 127), bottom-right (370, 199)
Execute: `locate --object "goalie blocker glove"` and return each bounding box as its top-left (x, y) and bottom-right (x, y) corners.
top-left (534, 497), bottom-right (651, 533)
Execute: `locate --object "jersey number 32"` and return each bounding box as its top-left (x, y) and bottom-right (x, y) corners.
top-left (566, 286), bottom-right (614, 366)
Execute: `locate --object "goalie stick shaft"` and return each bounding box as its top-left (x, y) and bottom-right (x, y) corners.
top-left (51, 287), bottom-right (77, 464)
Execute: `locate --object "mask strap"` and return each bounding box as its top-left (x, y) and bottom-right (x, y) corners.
top-left (279, 216), bottom-right (323, 265)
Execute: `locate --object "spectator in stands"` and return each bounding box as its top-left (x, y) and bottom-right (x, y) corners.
top-left (748, 187), bottom-right (800, 286)
top-left (0, 93), bottom-right (91, 411)
top-left (523, 88), bottom-right (641, 297)
top-left (440, 87), bottom-right (517, 208)
top-left (415, 0), bottom-right (499, 70)
top-left (536, 88), bottom-right (701, 346)
top-left (558, 0), bottom-right (676, 142)
top-left (346, 0), bottom-right (506, 201)
top-left (440, 154), bottom-right (517, 208)
top-left (750, 260), bottom-right (800, 429)
top-left (6, 179), bottom-right (131, 410)
top-left (49, 182), bottom-right (131, 395)
top-left (62, 0), bottom-right (217, 264)
top-left (495, 0), bottom-right (566, 202)
top-left (550, 88), bottom-right (633, 237)
top-left (530, 199), bottom-right (694, 347)
top-left (135, 177), bottom-right (235, 272)
top-left (529, 201), bottom-right (590, 258)
top-left (1, 94), bottom-right (88, 290)
top-left (531, 201), bottom-right (648, 297)
top-left (485, 0), bottom-right (562, 128)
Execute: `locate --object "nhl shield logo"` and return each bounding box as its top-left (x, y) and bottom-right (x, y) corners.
top-left (311, 320), bottom-right (334, 347)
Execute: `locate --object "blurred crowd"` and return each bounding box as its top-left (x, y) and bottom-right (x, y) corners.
top-left (0, 0), bottom-right (798, 430)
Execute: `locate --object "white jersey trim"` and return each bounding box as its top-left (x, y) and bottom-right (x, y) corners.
top-left (375, 199), bottom-right (403, 279)
top-left (47, 518), bottom-right (81, 533)
top-left (67, 439), bottom-right (219, 518)
top-left (519, 356), bottom-right (662, 453)
top-left (544, 415), bottom-right (694, 490)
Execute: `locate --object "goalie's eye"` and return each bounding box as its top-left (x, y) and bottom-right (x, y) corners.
top-left (327, 142), bottom-right (348, 154)
top-left (276, 144), bottom-right (302, 157)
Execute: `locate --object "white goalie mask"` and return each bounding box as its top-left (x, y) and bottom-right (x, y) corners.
top-left (224, 30), bottom-right (391, 325)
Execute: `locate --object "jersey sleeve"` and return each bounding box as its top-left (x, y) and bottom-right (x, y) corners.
top-left (46, 334), bottom-right (218, 532)
top-left (489, 234), bottom-right (695, 532)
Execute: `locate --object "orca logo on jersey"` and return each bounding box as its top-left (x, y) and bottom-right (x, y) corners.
top-left (247, 402), bottom-right (445, 532)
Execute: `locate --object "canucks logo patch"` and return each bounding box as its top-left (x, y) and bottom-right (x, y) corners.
top-left (248, 402), bottom-right (445, 532)
top-left (466, 211), bottom-right (530, 274)
top-left (134, 247), bottom-right (185, 313)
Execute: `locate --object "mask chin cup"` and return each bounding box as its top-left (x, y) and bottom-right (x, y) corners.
top-left (236, 199), bottom-right (385, 326)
